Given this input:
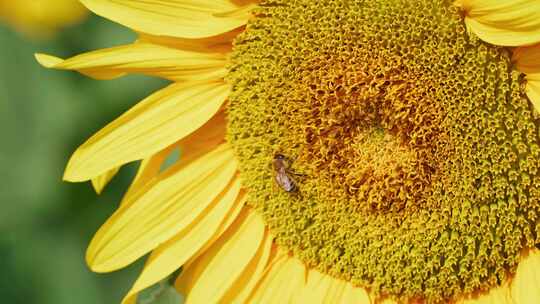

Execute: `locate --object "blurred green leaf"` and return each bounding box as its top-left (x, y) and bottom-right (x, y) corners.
top-left (138, 283), bottom-right (184, 304)
top-left (0, 13), bottom-right (168, 304)
top-left (137, 269), bottom-right (184, 304)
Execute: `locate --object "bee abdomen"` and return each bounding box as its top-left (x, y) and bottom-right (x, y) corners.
top-left (275, 171), bottom-right (297, 192)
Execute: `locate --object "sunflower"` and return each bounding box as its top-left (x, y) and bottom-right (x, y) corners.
top-left (0, 0), bottom-right (87, 38)
top-left (36, 0), bottom-right (540, 303)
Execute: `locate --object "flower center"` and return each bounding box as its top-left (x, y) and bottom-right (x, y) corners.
top-left (226, 0), bottom-right (540, 302)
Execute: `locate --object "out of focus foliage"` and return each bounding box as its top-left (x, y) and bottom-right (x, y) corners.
top-left (0, 13), bottom-right (167, 304)
top-left (0, 0), bottom-right (88, 38)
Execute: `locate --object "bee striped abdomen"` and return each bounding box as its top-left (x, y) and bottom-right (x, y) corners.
top-left (275, 167), bottom-right (297, 192)
top-left (273, 153), bottom-right (298, 192)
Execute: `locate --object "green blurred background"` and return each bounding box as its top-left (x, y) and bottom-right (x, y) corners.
top-left (0, 11), bottom-right (170, 304)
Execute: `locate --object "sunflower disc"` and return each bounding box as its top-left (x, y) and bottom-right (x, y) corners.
top-left (227, 0), bottom-right (540, 302)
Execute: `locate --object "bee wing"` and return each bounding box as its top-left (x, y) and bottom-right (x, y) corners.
top-left (275, 169), bottom-right (297, 192)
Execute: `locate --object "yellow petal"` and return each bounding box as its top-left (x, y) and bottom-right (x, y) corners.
top-left (340, 282), bottom-right (371, 304)
top-left (182, 194), bottom-right (247, 264)
top-left (35, 53), bottom-right (63, 67)
top-left (248, 254), bottom-right (306, 303)
top-left (35, 53), bottom-right (125, 80)
top-left (511, 45), bottom-right (540, 114)
top-left (123, 110), bottom-right (226, 202)
top-left (80, 0), bottom-right (256, 38)
top-left (122, 147), bottom-right (178, 203)
top-left (91, 167), bottom-right (120, 194)
top-left (526, 78), bottom-right (540, 114)
top-left (513, 43), bottom-right (540, 74)
top-left (177, 110), bottom-right (227, 161)
top-left (86, 144), bottom-right (237, 272)
top-left (296, 269), bottom-right (371, 304)
top-left (220, 229), bottom-right (273, 303)
top-left (121, 178), bottom-right (243, 304)
top-left (176, 209), bottom-right (265, 303)
top-left (35, 43), bottom-right (227, 81)
top-left (455, 0), bottom-right (540, 46)
top-left (297, 270), bottom-right (344, 304)
top-left (137, 28), bottom-right (243, 54)
top-left (511, 249), bottom-right (540, 304)
top-left (63, 81), bottom-right (229, 182)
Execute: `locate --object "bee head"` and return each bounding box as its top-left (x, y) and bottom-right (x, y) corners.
top-left (274, 153), bottom-right (286, 160)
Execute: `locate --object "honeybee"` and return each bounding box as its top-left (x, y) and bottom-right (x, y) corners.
top-left (273, 153), bottom-right (299, 192)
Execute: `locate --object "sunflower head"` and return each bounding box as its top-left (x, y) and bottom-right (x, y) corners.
top-left (224, 1), bottom-right (540, 302)
top-left (37, 0), bottom-right (540, 303)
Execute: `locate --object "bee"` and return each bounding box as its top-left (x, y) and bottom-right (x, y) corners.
top-left (273, 153), bottom-right (299, 192)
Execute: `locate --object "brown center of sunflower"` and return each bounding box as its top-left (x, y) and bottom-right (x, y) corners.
top-left (295, 56), bottom-right (443, 213)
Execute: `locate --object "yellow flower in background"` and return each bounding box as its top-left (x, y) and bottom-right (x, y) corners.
top-left (36, 0), bottom-right (540, 303)
top-left (0, 0), bottom-right (88, 37)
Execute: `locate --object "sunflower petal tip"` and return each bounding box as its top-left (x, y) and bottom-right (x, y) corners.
top-left (62, 163), bottom-right (80, 182)
top-left (35, 53), bottom-right (64, 68)
top-left (85, 250), bottom-right (99, 272)
top-left (62, 151), bottom-right (92, 182)
top-left (86, 260), bottom-right (108, 273)
top-left (62, 169), bottom-right (75, 182)
top-left (85, 248), bottom-right (112, 273)
top-left (91, 180), bottom-right (105, 194)
top-left (85, 232), bottom-right (115, 273)
top-left (91, 167), bottom-right (120, 194)
top-left (120, 294), bottom-right (137, 304)
top-left (62, 166), bottom-right (90, 183)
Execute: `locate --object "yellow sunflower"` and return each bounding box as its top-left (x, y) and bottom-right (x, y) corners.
top-left (36, 0), bottom-right (540, 303)
top-left (0, 0), bottom-right (88, 38)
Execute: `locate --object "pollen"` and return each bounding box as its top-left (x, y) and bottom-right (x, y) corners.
top-left (226, 0), bottom-right (540, 302)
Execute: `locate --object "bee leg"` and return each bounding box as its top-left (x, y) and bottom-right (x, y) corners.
top-left (287, 169), bottom-right (307, 178)
top-left (290, 171), bottom-right (307, 177)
